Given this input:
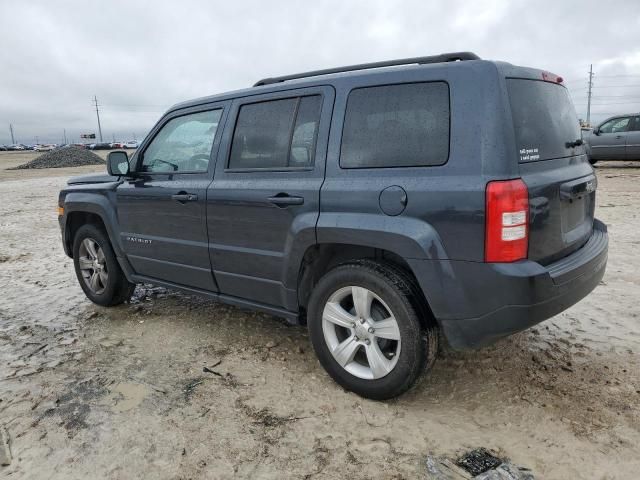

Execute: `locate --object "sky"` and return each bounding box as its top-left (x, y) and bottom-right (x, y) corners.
top-left (1, 0), bottom-right (639, 144)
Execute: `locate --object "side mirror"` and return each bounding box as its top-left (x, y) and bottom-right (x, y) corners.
top-left (593, 128), bottom-right (600, 136)
top-left (107, 151), bottom-right (130, 176)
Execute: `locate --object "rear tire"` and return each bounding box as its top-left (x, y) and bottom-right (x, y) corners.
top-left (72, 224), bottom-right (134, 306)
top-left (307, 260), bottom-right (439, 400)
top-left (589, 157), bottom-right (597, 165)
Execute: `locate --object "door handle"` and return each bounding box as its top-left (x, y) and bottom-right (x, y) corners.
top-left (171, 192), bottom-right (198, 203)
top-left (267, 194), bottom-right (304, 207)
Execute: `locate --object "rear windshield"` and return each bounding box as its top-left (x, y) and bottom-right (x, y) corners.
top-left (507, 78), bottom-right (581, 162)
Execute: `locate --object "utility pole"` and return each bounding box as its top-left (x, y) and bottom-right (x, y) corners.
top-left (93, 95), bottom-right (103, 142)
top-left (9, 123), bottom-right (15, 144)
top-left (586, 64), bottom-right (594, 126)
top-left (63, 128), bottom-right (67, 144)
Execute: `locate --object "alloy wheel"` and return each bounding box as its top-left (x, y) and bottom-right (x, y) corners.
top-left (78, 237), bottom-right (108, 295)
top-left (321, 286), bottom-right (401, 380)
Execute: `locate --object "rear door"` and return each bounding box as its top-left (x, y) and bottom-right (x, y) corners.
top-left (507, 78), bottom-right (596, 265)
top-left (626, 115), bottom-right (640, 160)
top-left (207, 87), bottom-right (333, 308)
top-left (591, 116), bottom-right (631, 160)
top-left (116, 104), bottom-right (228, 291)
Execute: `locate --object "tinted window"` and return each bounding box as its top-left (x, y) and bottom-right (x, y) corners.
top-left (599, 117), bottom-right (630, 134)
top-left (141, 110), bottom-right (221, 173)
top-left (632, 116), bottom-right (640, 131)
top-left (229, 95), bottom-right (321, 169)
top-left (290, 96), bottom-right (322, 166)
top-left (340, 82), bottom-right (450, 168)
top-left (507, 79), bottom-right (581, 162)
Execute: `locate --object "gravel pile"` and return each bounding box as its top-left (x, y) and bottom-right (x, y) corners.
top-left (10, 146), bottom-right (105, 169)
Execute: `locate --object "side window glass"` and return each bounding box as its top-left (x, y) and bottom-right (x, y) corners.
top-left (290, 96), bottom-right (322, 166)
top-left (141, 110), bottom-right (222, 173)
top-left (599, 117), bottom-right (629, 134)
top-left (229, 95), bottom-right (322, 169)
top-left (632, 116), bottom-right (640, 132)
top-left (340, 82), bottom-right (450, 168)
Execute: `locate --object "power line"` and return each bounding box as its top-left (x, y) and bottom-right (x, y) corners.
top-left (591, 84), bottom-right (640, 88)
top-left (575, 101), bottom-right (640, 105)
top-left (590, 74), bottom-right (640, 78)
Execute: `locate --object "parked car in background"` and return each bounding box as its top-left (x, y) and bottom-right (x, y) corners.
top-left (584, 113), bottom-right (640, 164)
top-left (0, 145), bottom-right (7, 151)
top-left (89, 143), bottom-right (112, 150)
top-left (110, 142), bottom-right (126, 149)
top-left (8, 144), bottom-right (26, 150)
top-left (34, 144), bottom-right (56, 152)
top-left (124, 141), bottom-right (138, 149)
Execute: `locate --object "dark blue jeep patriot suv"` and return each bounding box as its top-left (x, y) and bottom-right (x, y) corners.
top-left (58, 52), bottom-right (608, 399)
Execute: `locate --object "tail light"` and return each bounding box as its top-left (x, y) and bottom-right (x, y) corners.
top-left (485, 179), bottom-right (529, 262)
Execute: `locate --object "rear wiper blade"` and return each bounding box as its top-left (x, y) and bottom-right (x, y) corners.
top-left (565, 139), bottom-right (584, 148)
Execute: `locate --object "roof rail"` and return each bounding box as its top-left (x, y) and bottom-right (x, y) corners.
top-left (253, 51), bottom-right (480, 87)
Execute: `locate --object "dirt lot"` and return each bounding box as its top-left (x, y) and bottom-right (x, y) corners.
top-left (0, 150), bottom-right (639, 479)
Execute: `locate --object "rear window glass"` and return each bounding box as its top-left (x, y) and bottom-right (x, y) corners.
top-left (507, 79), bottom-right (581, 162)
top-left (340, 82), bottom-right (450, 168)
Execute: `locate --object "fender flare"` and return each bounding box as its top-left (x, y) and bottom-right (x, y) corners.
top-left (64, 191), bottom-right (119, 245)
top-left (280, 212), bottom-right (448, 298)
top-left (315, 213), bottom-right (447, 260)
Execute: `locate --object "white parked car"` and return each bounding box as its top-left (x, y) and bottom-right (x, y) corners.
top-left (34, 144), bottom-right (55, 152)
top-left (124, 141), bottom-right (138, 149)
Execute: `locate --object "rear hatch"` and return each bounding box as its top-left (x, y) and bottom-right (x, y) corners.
top-left (507, 76), bottom-right (595, 265)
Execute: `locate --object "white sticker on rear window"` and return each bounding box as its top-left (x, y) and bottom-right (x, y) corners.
top-left (519, 147), bottom-right (540, 162)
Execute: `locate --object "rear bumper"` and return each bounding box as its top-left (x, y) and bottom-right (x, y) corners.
top-left (409, 219), bottom-right (608, 350)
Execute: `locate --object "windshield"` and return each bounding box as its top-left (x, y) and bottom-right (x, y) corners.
top-left (507, 78), bottom-right (582, 162)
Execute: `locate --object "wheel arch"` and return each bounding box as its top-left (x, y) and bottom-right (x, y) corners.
top-left (62, 192), bottom-right (122, 258)
top-left (296, 243), bottom-right (438, 331)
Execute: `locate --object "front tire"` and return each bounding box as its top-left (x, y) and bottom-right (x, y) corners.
top-left (307, 260), bottom-right (438, 400)
top-left (72, 224), bottom-right (134, 306)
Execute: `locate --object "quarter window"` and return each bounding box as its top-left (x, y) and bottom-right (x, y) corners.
top-left (340, 82), bottom-right (450, 168)
top-left (599, 117), bottom-right (630, 134)
top-left (141, 110), bottom-right (222, 173)
top-left (229, 95), bottom-right (322, 169)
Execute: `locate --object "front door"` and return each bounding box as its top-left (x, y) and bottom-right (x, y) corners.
top-left (116, 104), bottom-right (228, 291)
top-left (591, 116), bottom-right (630, 160)
top-left (626, 115), bottom-right (640, 160)
top-left (207, 87), bottom-right (334, 308)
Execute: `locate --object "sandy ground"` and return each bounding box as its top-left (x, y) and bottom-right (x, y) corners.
top-left (0, 151), bottom-right (639, 479)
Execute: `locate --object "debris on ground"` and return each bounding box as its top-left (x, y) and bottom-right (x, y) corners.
top-left (203, 359), bottom-right (223, 376)
top-left (426, 450), bottom-right (535, 479)
top-left (475, 463), bottom-right (535, 480)
top-left (456, 448), bottom-right (503, 476)
top-left (9, 146), bottom-right (104, 169)
top-left (0, 427), bottom-right (12, 466)
top-left (183, 378), bottom-right (205, 400)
